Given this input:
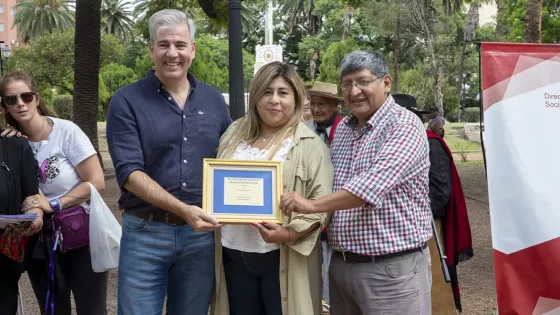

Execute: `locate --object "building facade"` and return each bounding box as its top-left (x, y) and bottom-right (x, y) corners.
top-left (0, 0), bottom-right (19, 49)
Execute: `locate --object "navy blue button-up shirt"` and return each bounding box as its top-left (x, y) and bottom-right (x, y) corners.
top-left (106, 71), bottom-right (232, 212)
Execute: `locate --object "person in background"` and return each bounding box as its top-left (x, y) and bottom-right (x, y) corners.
top-left (394, 93), bottom-right (474, 314)
top-left (211, 61), bottom-right (333, 315)
top-left (304, 81), bottom-right (344, 310)
top-left (306, 82), bottom-right (344, 147)
top-left (281, 51), bottom-right (433, 315)
top-left (427, 105), bottom-right (446, 137)
top-left (106, 9), bottom-right (231, 315)
top-left (0, 121), bottom-right (42, 315)
top-left (0, 70), bottom-right (107, 315)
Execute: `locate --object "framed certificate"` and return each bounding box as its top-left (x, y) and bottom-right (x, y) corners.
top-left (202, 159), bottom-right (283, 224)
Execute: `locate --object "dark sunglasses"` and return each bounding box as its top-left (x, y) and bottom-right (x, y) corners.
top-left (2, 92), bottom-right (37, 106)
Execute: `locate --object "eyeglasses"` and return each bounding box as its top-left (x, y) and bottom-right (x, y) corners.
top-left (340, 77), bottom-right (384, 91)
top-left (2, 92), bottom-right (36, 106)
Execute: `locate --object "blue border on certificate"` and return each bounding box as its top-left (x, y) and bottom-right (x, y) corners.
top-left (213, 169), bottom-right (273, 215)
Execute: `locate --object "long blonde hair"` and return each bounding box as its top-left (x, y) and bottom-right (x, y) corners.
top-left (220, 62), bottom-right (305, 159)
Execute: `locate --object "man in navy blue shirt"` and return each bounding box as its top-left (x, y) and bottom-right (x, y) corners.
top-left (106, 9), bottom-right (232, 315)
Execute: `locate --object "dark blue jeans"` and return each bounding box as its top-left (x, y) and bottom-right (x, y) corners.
top-left (223, 247), bottom-right (282, 315)
top-left (117, 212), bottom-right (215, 315)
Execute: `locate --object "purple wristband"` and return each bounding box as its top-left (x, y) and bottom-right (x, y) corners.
top-left (49, 199), bottom-right (61, 213)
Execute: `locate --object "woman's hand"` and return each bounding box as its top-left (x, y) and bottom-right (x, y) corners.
top-left (10, 208), bottom-right (44, 236)
top-left (252, 222), bottom-right (292, 243)
top-left (0, 126), bottom-right (24, 138)
top-left (22, 194), bottom-right (53, 214)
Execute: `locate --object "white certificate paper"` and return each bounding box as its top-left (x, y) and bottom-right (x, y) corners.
top-left (223, 177), bottom-right (264, 206)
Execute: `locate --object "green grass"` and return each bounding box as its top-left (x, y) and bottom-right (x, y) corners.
top-left (455, 159), bottom-right (485, 167)
top-left (445, 135), bottom-right (482, 152)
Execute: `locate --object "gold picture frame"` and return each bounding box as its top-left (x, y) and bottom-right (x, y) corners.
top-left (202, 159), bottom-right (283, 224)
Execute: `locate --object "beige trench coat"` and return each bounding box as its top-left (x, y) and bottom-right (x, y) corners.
top-left (210, 121), bottom-right (334, 315)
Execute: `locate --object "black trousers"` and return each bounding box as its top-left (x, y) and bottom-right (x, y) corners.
top-left (25, 246), bottom-right (108, 315)
top-left (0, 255), bottom-right (22, 315)
top-left (223, 247), bottom-right (282, 315)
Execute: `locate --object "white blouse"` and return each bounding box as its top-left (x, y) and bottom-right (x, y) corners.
top-left (220, 137), bottom-right (293, 253)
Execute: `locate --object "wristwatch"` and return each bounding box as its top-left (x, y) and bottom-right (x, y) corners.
top-left (49, 198), bottom-right (62, 213)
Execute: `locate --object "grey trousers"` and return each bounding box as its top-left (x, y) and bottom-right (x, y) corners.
top-left (329, 247), bottom-right (432, 315)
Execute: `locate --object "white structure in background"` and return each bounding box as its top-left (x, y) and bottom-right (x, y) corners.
top-left (254, 45), bottom-right (283, 74)
top-left (254, 0), bottom-right (282, 74)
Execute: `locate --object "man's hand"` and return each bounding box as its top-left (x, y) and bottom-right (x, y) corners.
top-left (252, 222), bottom-right (291, 243)
top-left (0, 126), bottom-right (23, 138)
top-left (22, 194), bottom-right (52, 214)
top-left (280, 192), bottom-right (316, 215)
top-left (181, 205), bottom-right (222, 232)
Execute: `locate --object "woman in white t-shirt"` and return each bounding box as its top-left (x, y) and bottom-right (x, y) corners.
top-left (0, 70), bottom-right (107, 315)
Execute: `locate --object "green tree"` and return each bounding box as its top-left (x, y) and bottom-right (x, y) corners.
top-left (13, 0), bottom-right (74, 43)
top-left (120, 34), bottom-right (148, 70)
top-left (316, 37), bottom-right (359, 84)
top-left (101, 0), bottom-right (134, 41)
top-left (133, 0), bottom-right (261, 42)
top-left (6, 29), bottom-right (123, 95)
top-left (99, 63), bottom-right (137, 119)
top-left (498, 0), bottom-right (558, 43)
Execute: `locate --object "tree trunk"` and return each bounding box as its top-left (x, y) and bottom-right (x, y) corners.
top-left (457, 4), bottom-right (479, 121)
top-left (73, 0), bottom-right (103, 168)
top-left (342, 6), bottom-right (354, 40)
top-left (525, 0), bottom-right (543, 43)
top-left (310, 48), bottom-right (319, 80)
top-left (496, 0), bottom-right (507, 37)
top-left (393, 10), bottom-right (401, 93)
top-left (308, 10), bottom-right (320, 81)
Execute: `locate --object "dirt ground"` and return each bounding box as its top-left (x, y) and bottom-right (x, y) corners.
top-left (17, 163), bottom-right (496, 315)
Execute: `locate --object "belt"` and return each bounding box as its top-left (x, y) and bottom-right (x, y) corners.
top-left (334, 243), bottom-right (428, 263)
top-left (124, 209), bottom-right (186, 226)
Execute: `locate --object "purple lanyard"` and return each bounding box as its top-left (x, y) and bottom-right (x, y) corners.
top-left (45, 230), bottom-right (60, 315)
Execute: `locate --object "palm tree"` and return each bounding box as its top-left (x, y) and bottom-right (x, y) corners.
top-left (101, 0), bottom-right (134, 41)
top-left (201, 1), bottom-right (260, 36)
top-left (13, 0), bottom-right (75, 43)
top-left (525, 0), bottom-right (543, 43)
top-left (73, 0), bottom-right (103, 166)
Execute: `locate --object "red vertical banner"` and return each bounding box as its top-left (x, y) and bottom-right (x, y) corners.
top-left (481, 42), bottom-right (560, 315)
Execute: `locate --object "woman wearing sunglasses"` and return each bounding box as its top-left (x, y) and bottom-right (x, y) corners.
top-left (0, 115), bottom-right (43, 314)
top-left (0, 70), bottom-right (107, 315)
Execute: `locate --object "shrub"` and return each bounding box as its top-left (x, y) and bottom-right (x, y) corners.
top-left (52, 95), bottom-right (73, 120)
top-left (464, 107), bottom-right (480, 122)
top-left (445, 109), bottom-right (459, 123)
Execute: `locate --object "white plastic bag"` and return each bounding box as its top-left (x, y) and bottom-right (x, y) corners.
top-left (88, 182), bottom-right (122, 273)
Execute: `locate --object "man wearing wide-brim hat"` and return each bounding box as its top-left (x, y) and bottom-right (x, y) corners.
top-left (305, 82), bottom-right (344, 147)
top-left (393, 93), bottom-right (474, 315)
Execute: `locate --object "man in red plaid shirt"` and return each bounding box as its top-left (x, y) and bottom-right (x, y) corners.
top-left (281, 51), bottom-right (433, 314)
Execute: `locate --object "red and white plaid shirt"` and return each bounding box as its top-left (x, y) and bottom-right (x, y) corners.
top-left (328, 95), bottom-right (433, 255)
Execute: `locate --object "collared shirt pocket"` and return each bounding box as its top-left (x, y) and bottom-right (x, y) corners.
top-left (196, 110), bottom-right (220, 140)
